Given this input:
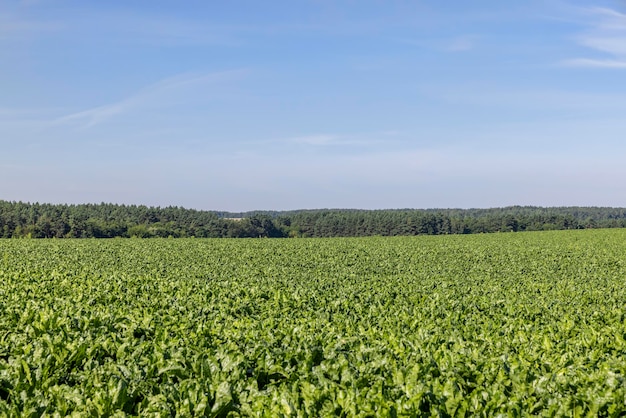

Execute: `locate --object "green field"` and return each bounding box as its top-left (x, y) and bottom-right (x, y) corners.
top-left (2, 230), bottom-right (626, 416)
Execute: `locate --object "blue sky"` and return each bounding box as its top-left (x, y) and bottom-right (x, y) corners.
top-left (2, 0), bottom-right (626, 211)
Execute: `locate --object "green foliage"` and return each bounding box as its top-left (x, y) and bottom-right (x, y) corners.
top-left (5, 200), bottom-right (626, 239)
top-left (2, 230), bottom-right (626, 415)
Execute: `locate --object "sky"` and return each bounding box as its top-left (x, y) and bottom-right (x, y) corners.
top-left (2, 0), bottom-right (626, 211)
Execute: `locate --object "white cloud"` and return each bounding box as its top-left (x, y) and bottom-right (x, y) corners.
top-left (55, 69), bottom-right (247, 128)
top-left (419, 83), bottom-right (626, 112)
top-left (96, 14), bottom-right (245, 47)
top-left (587, 7), bottom-right (626, 29)
top-left (564, 6), bottom-right (626, 68)
top-left (278, 130), bottom-right (401, 148)
top-left (579, 35), bottom-right (626, 56)
top-left (562, 58), bottom-right (626, 68)
top-left (0, 5), bottom-right (61, 39)
top-left (394, 34), bottom-right (479, 52)
top-left (0, 107), bottom-right (49, 118)
top-left (117, 145), bottom-right (626, 209)
top-left (4, 137), bottom-right (626, 210)
top-left (445, 35), bottom-right (479, 51)
top-left (288, 134), bottom-right (340, 146)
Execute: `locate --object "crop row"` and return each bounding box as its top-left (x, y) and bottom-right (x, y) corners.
top-left (1, 230), bottom-right (626, 416)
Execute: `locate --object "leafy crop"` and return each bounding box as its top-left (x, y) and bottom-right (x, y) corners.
top-left (1, 230), bottom-right (626, 416)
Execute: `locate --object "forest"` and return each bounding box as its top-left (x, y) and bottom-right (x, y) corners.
top-left (1, 200), bottom-right (626, 238)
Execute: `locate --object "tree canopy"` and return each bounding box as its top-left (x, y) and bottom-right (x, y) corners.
top-left (1, 201), bottom-right (626, 238)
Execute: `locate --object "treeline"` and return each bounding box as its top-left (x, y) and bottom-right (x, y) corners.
top-left (1, 200), bottom-right (626, 238)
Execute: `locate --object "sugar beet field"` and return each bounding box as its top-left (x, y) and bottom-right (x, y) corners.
top-left (2, 230), bottom-right (626, 416)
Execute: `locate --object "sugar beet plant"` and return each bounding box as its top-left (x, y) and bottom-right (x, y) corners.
top-left (2, 230), bottom-right (626, 416)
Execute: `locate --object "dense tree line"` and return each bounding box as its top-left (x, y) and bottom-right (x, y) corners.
top-left (0, 202), bottom-right (277, 239)
top-left (234, 207), bottom-right (626, 237)
top-left (1, 201), bottom-right (626, 238)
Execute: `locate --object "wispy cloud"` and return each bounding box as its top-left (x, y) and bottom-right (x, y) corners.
top-left (445, 35), bottom-right (479, 52)
top-left (0, 3), bottom-right (245, 46)
top-left (279, 131), bottom-right (401, 147)
top-left (55, 70), bottom-right (247, 129)
top-left (288, 134), bottom-right (342, 146)
top-left (0, 13), bottom-right (60, 39)
top-left (150, 142), bottom-right (626, 210)
top-left (1, 5), bottom-right (422, 47)
top-left (94, 14), bottom-right (246, 47)
top-left (563, 6), bottom-right (626, 68)
top-left (563, 58), bottom-right (626, 68)
top-left (420, 83), bottom-right (626, 111)
top-left (0, 107), bottom-right (44, 118)
top-left (394, 34), bottom-right (479, 52)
